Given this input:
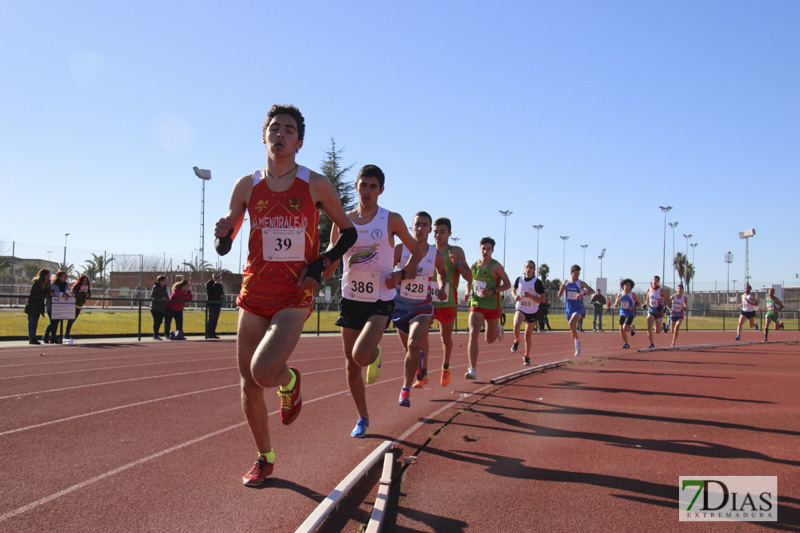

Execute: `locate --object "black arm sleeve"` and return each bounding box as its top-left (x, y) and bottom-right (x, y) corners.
top-left (322, 226), bottom-right (358, 263)
top-left (214, 229), bottom-right (233, 256)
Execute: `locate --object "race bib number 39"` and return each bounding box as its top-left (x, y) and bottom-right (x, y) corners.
top-left (344, 271), bottom-right (380, 302)
top-left (262, 227), bottom-right (305, 262)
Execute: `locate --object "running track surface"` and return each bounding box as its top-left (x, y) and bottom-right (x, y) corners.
top-left (1, 329), bottom-right (798, 532)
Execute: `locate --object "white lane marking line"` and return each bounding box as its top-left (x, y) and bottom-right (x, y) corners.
top-left (0, 385), bottom-right (236, 437)
top-left (0, 367), bottom-right (236, 400)
top-left (0, 387), bottom-right (354, 523)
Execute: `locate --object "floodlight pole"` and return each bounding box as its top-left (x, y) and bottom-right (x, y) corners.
top-left (668, 221), bottom-right (678, 290)
top-left (580, 244), bottom-right (588, 278)
top-left (193, 166), bottom-right (212, 278)
top-left (499, 210), bottom-right (512, 266)
top-left (532, 225), bottom-right (543, 271)
top-left (63, 233), bottom-right (69, 267)
top-left (690, 242), bottom-right (698, 293)
top-left (739, 229), bottom-right (756, 284)
top-left (724, 251), bottom-right (733, 303)
top-left (659, 206), bottom-right (672, 283)
top-left (560, 236), bottom-right (569, 280)
top-left (598, 248), bottom-right (606, 278)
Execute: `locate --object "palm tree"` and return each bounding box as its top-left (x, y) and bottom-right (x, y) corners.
top-left (538, 263), bottom-right (550, 284)
top-left (182, 257), bottom-right (213, 272)
top-left (684, 262), bottom-right (695, 292)
top-left (673, 252), bottom-right (688, 287)
top-left (82, 253), bottom-right (113, 283)
top-left (21, 262), bottom-right (42, 281)
top-left (57, 262), bottom-right (76, 280)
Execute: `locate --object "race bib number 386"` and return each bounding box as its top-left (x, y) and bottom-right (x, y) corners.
top-left (344, 271), bottom-right (380, 302)
top-left (262, 227), bottom-right (305, 262)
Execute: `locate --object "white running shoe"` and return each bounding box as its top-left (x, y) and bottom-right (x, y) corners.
top-left (574, 342), bottom-right (581, 357)
top-left (464, 368), bottom-right (477, 380)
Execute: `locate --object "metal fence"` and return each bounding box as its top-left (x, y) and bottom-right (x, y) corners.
top-left (2, 294), bottom-right (797, 342)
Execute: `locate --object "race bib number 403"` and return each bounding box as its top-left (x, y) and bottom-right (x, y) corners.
top-left (262, 227), bottom-right (305, 262)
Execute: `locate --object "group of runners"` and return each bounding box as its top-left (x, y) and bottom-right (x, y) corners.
top-left (212, 103), bottom-right (787, 487)
top-left (214, 104), bottom-right (541, 486)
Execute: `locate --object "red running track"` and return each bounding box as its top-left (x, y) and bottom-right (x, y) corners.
top-left (1, 329), bottom-right (798, 531)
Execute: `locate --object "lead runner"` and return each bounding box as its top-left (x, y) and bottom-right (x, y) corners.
top-left (214, 104), bottom-right (357, 485)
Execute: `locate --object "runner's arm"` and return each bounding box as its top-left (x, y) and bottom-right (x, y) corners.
top-left (389, 212), bottom-right (422, 282)
top-left (214, 174), bottom-right (253, 255)
top-left (452, 246), bottom-right (473, 285)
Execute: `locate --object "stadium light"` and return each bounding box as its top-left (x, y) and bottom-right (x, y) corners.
top-left (724, 251), bottom-right (734, 301)
top-left (63, 233), bottom-right (69, 267)
top-left (499, 210), bottom-right (512, 266)
top-left (598, 248), bottom-right (606, 278)
top-left (659, 206), bottom-right (672, 282)
top-left (193, 166), bottom-right (212, 276)
top-left (739, 229), bottom-right (756, 284)
top-left (560, 235), bottom-right (569, 280)
top-left (668, 221), bottom-right (678, 289)
top-left (580, 244), bottom-right (588, 278)
top-left (532, 225), bottom-right (543, 271)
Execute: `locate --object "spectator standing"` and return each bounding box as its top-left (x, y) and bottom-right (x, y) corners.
top-left (591, 289), bottom-right (607, 332)
top-left (64, 275), bottom-right (91, 342)
top-left (150, 275), bottom-right (169, 340)
top-left (44, 271), bottom-right (71, 344)
top-left (206, 272), bottom-right (225, 339)
top-left (165, 280), bottom-right (193, 339)
top-left (25, 269), bottom-right (51, 344)
top-left (538, 300), bottom-right (552, 332)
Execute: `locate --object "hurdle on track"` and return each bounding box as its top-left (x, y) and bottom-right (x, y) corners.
top-left (490, 359), bottom-right (571, 385)
top-left (294, 440), bottom-right (393, 533)
top-left (638, 339), bottom-right (800, 353)
top-left (365, 451), bottom-right (395, 533)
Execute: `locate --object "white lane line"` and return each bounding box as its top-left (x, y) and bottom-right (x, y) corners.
top-left (0, 387), bottom-right (356, 524)
top-left (0, 422), bottom-right (247, 523)
top-left (0, 352), bottom-right (544, 524)
top-left (0, 367), bottom-right (236, 400)
top-left (0, 356), bottom-right (231, 379)
top-left (1, 353), bottom-right (345, 380)
top-left (0, 385), bottom-right (236, 437)
top-left (0, 366), bottom-right (390, 435)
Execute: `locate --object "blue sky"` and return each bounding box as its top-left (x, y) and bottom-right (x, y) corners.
top-left (2, 1), bottom-right (798, 292)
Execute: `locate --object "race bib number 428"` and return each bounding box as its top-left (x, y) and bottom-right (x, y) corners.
top-left (400, 279), bottom-right (428, 300)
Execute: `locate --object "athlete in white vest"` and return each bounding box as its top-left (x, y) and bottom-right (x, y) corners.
top-left (392, 211), bottom-right (447, 407)
top-left (511, 260), bottom-right (547, 366)
top-left (735, 283), bottom-right (759, 341)
top-left (644, 275), bottom-right (669, 349)
top-left (667, 283), bottom-right (687, 347)
top-left (325, 165), bottom-right (422, 438)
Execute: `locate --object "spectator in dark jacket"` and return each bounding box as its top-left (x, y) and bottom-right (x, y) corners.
top-left (165, 280), bottom-right (193, 339)
top-left (591, 289), bottom-right (607, 332)
top-left (150, 275), bottom-right (169, 340)
top-left (65, 275), bottom-right (91, 342)
top-left (44, 271), bottom-right (71, 344)
top-left (205, 272), bottom-right (225, 339)
top-left (25, 269), bottom-right (51, 344)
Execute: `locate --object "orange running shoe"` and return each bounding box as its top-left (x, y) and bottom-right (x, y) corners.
top-left (242, 456), bottom-right (274, 486)
top-left (277, 367), bottom-right (302, 425)
top-left (440, 367), bottom-right (451, 387)
top-left (412, 373), bottom-right (429, 388)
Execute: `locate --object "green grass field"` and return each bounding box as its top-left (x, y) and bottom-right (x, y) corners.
top-left (2, 308), bottom-right (795, 338)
